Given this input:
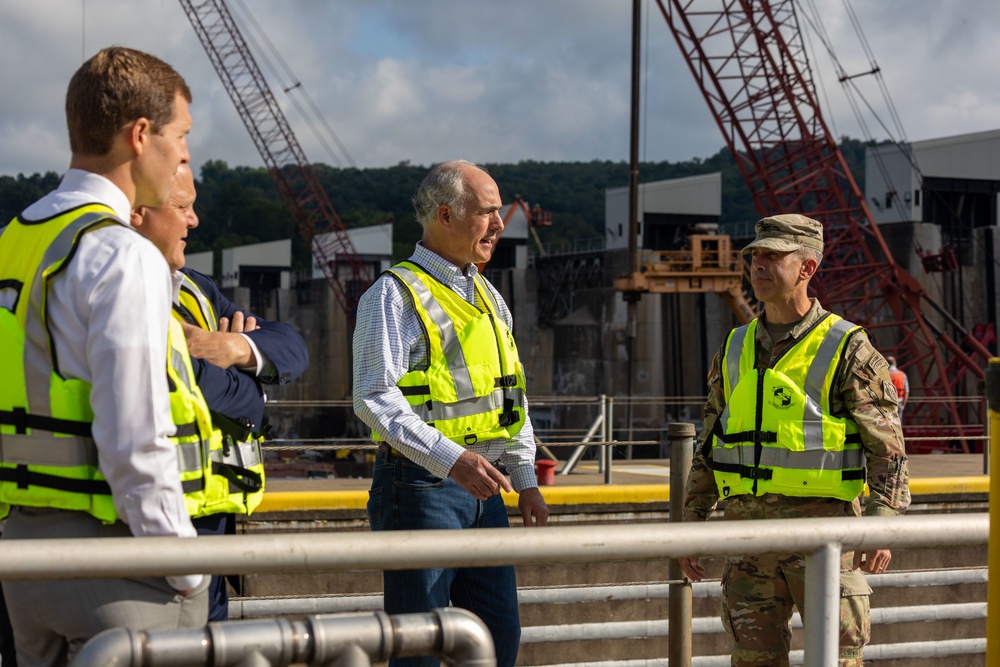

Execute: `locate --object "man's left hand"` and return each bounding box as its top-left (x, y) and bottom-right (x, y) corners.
top-left (182, 312), bottom-right (258, 369)
top-left (518, 487), bottom-right (549, 527)
top-left (854, 548), bottom-right (891, 574)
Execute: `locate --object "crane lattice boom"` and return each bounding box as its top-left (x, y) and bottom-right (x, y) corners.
top-left (655, 0), bottom-right (992, 445)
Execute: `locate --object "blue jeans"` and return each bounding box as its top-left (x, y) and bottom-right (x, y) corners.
top-left (367, 449), bottom-right (520, 667)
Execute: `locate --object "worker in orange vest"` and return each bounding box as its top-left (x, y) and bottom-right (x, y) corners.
top-left (886, 355), bottom-right (909, 424)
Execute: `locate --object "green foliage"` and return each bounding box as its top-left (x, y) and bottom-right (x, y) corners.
top-left (0, 139), bottom-right (875, 266)
top-left (0, 172), bottom-right (61, 223)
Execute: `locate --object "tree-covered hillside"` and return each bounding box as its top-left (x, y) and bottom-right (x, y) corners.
top-left (0, 137), bottom-right (872, 269)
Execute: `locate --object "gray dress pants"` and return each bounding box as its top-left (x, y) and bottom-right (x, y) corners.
top-left (1, 506), bottom-right (208, 667)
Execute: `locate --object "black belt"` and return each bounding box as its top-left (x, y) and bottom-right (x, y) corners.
top-left (378, 442), bottom-right (501, 468)
top-left (377, 442), bottom-right (404, 459)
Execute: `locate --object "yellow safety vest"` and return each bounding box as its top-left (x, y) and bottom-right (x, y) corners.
top-left (0, 205), bottom-right (215, 523)
top-left (707, 313), bottom-right (866, 502)
top-left (374, 261), bottom-right (526, 447)
top-left (173, 271), bottom-right (265, 515)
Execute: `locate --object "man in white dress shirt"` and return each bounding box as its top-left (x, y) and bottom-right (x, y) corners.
top-left (0, 46), bottom-right (206, 667)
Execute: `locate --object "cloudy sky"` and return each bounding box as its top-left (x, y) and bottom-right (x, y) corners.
top-left (0, 0), bottom-right (997, 178)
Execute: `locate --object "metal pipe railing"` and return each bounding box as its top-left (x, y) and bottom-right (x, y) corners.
top-left (231, 567), bottom-right (989, 618)
top-left (74, 608), bottom-right (495, 667)
top-left (519, 600), bottom-right (986, 642)
top-left (558, 396), bottom-right (605, 475)
top-left (804, 542), bottom-right (841, 666)
top-left (666, 422), bottom-right (693, 666)
top-left (0, 515), bottom-right (984, 580)
top-left (0, 514), bottom-right (987, 666)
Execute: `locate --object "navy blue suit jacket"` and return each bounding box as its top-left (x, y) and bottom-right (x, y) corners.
top-left (177, 268), bottom-right (309, 430)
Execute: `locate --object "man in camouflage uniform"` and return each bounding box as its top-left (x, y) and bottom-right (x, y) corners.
top-left (679, 214), bottom-right (910, 666)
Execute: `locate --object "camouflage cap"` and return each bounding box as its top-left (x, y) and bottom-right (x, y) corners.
top-left (741, 214), bottom-right (824, 255)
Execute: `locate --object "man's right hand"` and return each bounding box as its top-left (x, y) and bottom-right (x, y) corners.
top-left (450, 450), bottom-right (512, 500)
top-left (679, 557), bottom-right (705, 582)
top-left (181, 319), bottom-right (256, 369)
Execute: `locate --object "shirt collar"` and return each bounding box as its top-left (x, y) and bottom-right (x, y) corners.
top-left (757, 298), bottom-right (827, 343)
top-left (57, 169), bottom-right (133, 222)
top-left (410, 243), bottom-right (478, 286)
top-left (170, 270), bottom-right (185, 304)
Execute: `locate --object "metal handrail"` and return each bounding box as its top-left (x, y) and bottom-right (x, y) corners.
top-left (229, 567), bottom-right (990, 619)
top-left (0, 515), bottom-right (986, 667)
top-left (0, 516), bottom-right (983, 580)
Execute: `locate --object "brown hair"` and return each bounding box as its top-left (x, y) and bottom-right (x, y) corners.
top-left (65, 46), bottom-right (192, 156)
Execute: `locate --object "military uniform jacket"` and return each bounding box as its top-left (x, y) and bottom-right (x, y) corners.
top-left (684, 299), bottom-right (911, 522)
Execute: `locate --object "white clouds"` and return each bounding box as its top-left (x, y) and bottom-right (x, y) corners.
top-left (804, 0), bottom-right (1000, 145)
top-left (0, 0), bottom-right (996, 177)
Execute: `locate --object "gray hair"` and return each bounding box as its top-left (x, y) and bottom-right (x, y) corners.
top-left (797, 246), bottom-right (823, 267)
top-left (412, 160), bottom-right (485, 229)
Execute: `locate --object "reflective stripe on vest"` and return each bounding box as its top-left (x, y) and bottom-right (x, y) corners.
top-left (0, 206), bottom-right (214, 523)
top-left (391, 266), bottom-right (477, 401)
top-left (24, 212), bottom-right (114, 419)
top-left (0, 430), bottom-right (203, 475)
top-left (719, 316), bottom-right (856, 445)
top-left (710, 438), bottom-right (865, 471)
top-left (375, 261), bottom-right (526, 447)
top-left (710, 313), bottom-right (865, 502)
top-left (406, 388), bottom-right (513, 422)
top-left (172, 274), bottom-right (265, 515)
top-left (176, 273), bottom-right (217, 332)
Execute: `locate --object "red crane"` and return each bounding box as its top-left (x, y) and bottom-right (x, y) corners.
top-left (178, 0), bottom-right (371, 316)
top-left (653, 0), bottom-right (992, 448)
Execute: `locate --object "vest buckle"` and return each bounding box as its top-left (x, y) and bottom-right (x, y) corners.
top-left (743, 466), bottom-right (773, 481)
top-left (498, 411), bottom-right (519, 427)
top-left (495, 375), bottom-right (518, 388)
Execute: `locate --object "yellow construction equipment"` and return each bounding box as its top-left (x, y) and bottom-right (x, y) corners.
top-left (613, 234), bottom-right (756, 324)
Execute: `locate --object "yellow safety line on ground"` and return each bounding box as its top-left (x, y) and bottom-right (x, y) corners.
top-left (256, 477), bottom-right (988, 513)
top-left (259, 491), bottom-right (368, 512)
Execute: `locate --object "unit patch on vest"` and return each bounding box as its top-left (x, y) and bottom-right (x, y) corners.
top-left (770, 387), bottom-right (793, 409)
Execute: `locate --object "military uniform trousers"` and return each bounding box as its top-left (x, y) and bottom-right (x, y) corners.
top-left (720, 494), bottom-right (871, 667)
top-left (2, 506), bottom-right (208, 667)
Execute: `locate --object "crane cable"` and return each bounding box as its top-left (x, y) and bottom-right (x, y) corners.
top-left (799, 0), bottom-right (912, 232)
top-left (798, 0), bottom-right (999, 274)
top-left (230, 0), bottom-right (356, 169)
top-left (228, 0), bottom-right (393, 244)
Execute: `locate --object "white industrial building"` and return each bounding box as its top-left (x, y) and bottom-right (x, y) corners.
top-left (310, 222), bottom-right (393, 281)
top-left (604, 172), bottom-right (722, 250)
top-left (866, 128), bottom-right (1000, 227)
top-left (865, 128), bottom-right (1000, 339)
top-left (221, 239), bottom-right (293, 290)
